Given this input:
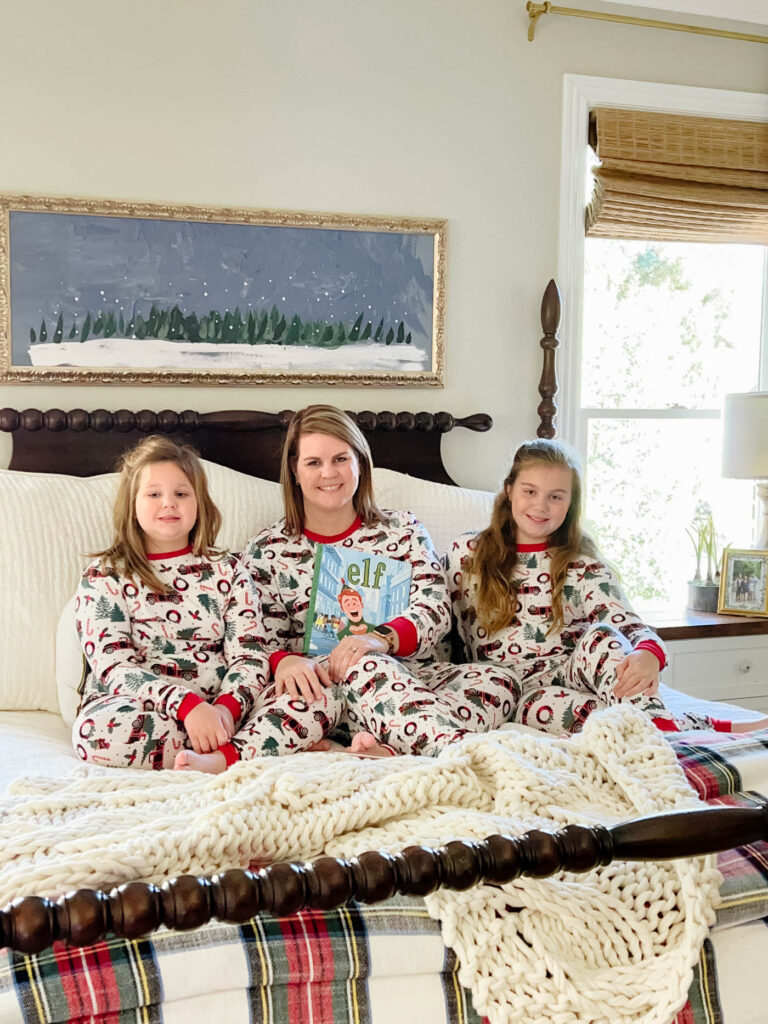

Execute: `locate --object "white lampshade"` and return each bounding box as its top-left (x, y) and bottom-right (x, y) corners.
top-left (722, 392), bottom-right (768, 479)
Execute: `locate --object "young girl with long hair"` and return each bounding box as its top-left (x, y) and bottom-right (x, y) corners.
top-left (447, 438), bottom-right (768, 735)
top-left (72, 435), bottom-right (272, 771)
top-left (238, 404), bottom-right (519, 759)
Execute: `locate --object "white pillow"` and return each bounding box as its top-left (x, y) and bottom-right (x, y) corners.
top-left (201, 460), bottom-right (282, 552)
top-left (0, 469), bottom-right (117, 712)
top-left (0, 463), bottom-right (283, 713)
top-left (372, 468), bottom-right (494, 556)
top-left (56, 596), bottom-right (85, 727)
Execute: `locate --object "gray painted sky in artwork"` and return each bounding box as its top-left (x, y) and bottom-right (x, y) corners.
top-left (9, 212), bottom-right (435, 366)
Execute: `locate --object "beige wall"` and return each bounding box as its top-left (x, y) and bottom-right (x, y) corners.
top-left (1, 0), bottom-right (766, 488)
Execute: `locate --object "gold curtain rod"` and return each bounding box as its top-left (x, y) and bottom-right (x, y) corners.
top-left (526, 2), bottom-right (768, 44)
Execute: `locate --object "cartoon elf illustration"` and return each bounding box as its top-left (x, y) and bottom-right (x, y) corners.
top-left (335, 580), bottom-right (377, 639)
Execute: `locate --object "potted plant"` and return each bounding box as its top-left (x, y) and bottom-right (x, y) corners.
top-left (686, 502), bottom-right (720, 612)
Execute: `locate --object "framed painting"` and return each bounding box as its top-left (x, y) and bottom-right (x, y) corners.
top-left (0, 194), bottom-right (445, 386)
top-left (718, 548), bottom-right (768, 617)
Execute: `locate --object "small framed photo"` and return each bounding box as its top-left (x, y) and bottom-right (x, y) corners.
top-left (718, 549), bottom-right (768, 616)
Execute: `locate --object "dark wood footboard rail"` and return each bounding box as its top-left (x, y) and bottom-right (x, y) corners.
top-left (4, 803), bottom-right (767, 955)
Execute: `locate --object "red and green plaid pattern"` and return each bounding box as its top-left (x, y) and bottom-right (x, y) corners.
top-left (0, 895), bottom-right (483, 1024)
top-left (5, 730), bottom-right (768, 1024)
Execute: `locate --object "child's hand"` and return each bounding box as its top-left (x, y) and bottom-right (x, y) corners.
top-left (614, 649), bottom-right (660, 699)
top-left (274, 655), bottom-right (331, 704)
top-left (215, 703), bottom-right (235, 740)
top-left (184, 702), bottom-right (232, 753)
top-left (327, 633), bottom-right (389, 683)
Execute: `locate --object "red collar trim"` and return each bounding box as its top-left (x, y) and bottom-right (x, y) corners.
top-left (146, 544), bottom-right (194, 561)
top-left (304, 516), bottom-right (362, 544)
top-left (516, 542), bottom-right (549, 552)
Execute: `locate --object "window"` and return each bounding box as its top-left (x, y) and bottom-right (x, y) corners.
top-left (558, 77), bottom-right (768, 610)
top-left (580, 237), bottom-right (767, 604)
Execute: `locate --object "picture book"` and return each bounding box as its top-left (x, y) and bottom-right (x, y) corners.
top-left (303, 545), bottom-right (412, 657)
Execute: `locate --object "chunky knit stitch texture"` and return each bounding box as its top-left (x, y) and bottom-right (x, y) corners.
top-left (1, 705), bottom-right (719, 1024)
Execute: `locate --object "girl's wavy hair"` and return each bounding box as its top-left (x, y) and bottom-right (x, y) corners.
top-left (95, 435), bottom-right (223, 592)
top-left (280, 405), bottom-right (388, 536)
top-left (466, 438), bottom-right (600, 635)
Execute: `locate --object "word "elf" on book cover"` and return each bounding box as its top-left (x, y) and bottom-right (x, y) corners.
top-left (303, 546), bottom-right (412, 657)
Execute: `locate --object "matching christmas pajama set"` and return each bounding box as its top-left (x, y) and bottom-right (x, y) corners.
top-left (73, 547), bottom-right (271, 769)
top-left (446, 536), bottom-right (724, 735)
top-left (239, 513), bottom-right (520, 756)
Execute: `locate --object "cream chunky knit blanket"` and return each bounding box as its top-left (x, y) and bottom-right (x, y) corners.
top-left (1, 705), bottom-right (720, 1024)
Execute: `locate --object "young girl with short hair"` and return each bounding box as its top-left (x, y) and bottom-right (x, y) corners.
top-left (72, 435), bottom-right (272, 771)
top-left (448, 438), bottom-right (768, 735)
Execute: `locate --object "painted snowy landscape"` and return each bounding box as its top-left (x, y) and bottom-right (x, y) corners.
top-left (6, 204), bottom-right (441, 382)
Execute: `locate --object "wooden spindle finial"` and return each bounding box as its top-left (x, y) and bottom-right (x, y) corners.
top-left (537, 279), bottom-right (562, 439)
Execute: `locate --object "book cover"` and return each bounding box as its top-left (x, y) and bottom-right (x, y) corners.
top-left (303, 545), bottom-right (412, 657)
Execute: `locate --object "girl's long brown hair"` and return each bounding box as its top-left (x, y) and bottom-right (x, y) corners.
top-left (95, 435), bottom-right (223, 592)
top-left (280, 405), bottom-right (388, 536)
top-left (466, 439), bottom-right (601, 634)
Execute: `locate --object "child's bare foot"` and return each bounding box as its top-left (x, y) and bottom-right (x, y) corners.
top-left (306, 738), bottom-right (332, 751)
top-left (731, 717), bottom-right (768, 733)
top-left (348, 731), bottom-right (396, 758)
top-left (173, 749), bottom-right (227, 774)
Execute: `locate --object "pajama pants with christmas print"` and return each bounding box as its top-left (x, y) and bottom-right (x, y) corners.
top-left (509, 621), bottom-right (718, 735)
top-left (74, 658), bottom-right (522, 766)
top-left (230, 655), bottom-right (522, 759)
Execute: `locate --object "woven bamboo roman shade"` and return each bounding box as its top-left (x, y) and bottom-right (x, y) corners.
top-left (586, 108), bottom-right (768, 243)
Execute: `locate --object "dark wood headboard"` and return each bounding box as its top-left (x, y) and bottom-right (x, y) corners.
top-left (0, 408), bottom-right (491, 485)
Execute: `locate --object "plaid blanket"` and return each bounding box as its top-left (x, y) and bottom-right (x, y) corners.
top-left (2, 729), bottom-right (768, 1024)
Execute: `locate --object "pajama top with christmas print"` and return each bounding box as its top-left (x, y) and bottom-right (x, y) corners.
top-left (75, 545), bottom-right (270, 726)
top-left (241, 512), bottom-right (451, 673)
top-left (445, 535), bottom-right (666, 686)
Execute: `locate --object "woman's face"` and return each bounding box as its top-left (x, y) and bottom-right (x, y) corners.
top-left (294, 432), bottom-right (360, 521)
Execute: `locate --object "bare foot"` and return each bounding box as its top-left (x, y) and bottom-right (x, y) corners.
top-left (731, 717), bottom-right (768, 733)
top-left (306, 738), bottom-right (332, 751)
top-left (347, 731), bottom-right (396, 758)
top-left (174, 749), bottom-right (227, 774)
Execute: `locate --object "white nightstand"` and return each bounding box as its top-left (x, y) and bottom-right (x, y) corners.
top-left (646, 608), bottom-right (768, 715)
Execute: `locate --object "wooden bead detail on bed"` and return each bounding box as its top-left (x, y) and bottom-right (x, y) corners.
top-left (3, 804), bottom-right (768, 954)
top-left (0, 406), bottom-right (493, 483)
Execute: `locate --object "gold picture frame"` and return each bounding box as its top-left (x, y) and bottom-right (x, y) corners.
top-left (717, 548), bottom-right (768, 617)
top-left (0, 193), bottom-right (445, 386)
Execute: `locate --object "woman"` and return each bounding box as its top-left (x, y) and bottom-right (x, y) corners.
top-left (241, 405), bottom-right (518, 757)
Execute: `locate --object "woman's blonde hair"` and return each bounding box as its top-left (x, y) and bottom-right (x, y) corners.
top-left (466, 438), bottom-right (600, 635)
top-left (96, 435), bottom-right (223, 592)
top-left (280, 405), bottom-right (387, 536)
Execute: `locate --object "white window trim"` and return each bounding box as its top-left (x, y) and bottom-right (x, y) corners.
top-left (557, 75), bottom-right (768, 450)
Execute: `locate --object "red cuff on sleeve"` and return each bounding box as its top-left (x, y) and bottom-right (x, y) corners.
top-left (214, 694), bottom-right (243, 722)
top-left (219, 742), bottom-right (240, 767)
top-left (710, 718), bottom-right (733, 733)
top-left (386, 617), bottom-right (418, 658)
top-left (269, 650), bottom-right (300, 676)
top-left (634, 640), bottom-right (666, 671)
top-left (177, 692), bottom-right (205, 722)
top-left (651, 717), bottom-right (680, 733)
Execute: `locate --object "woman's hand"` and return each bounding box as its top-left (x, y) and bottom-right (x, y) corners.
top-left (614, 649), bottom-right (660, 699)
top-left (184, 702), bottom-right (233, 753)
top-left (327, 633), bottom-right (389, 683)
top-left (274, 655), bottom-right (332, 703)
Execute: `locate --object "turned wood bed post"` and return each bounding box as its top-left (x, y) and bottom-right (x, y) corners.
top-left (3, 802), bottom-right (768, 954)
top-left (537, 278), bottom-right (562, 439)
